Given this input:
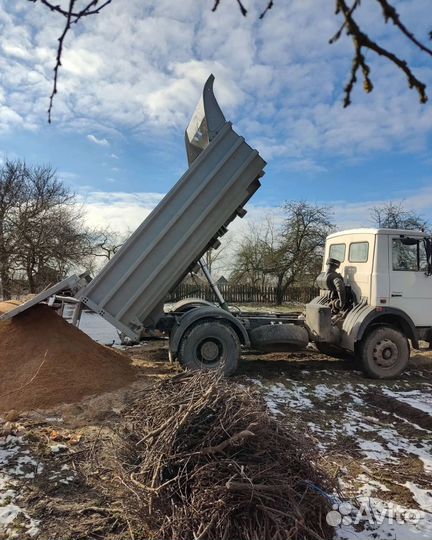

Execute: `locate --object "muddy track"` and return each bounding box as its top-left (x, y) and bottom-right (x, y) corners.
top-left (364, 390), bottom-right (432, 431)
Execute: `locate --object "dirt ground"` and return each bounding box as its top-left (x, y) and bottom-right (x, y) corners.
top-left (1, 340), bottom-right (431, 539)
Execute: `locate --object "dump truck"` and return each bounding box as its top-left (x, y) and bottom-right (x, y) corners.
top-left (2, 76), bottom-right (432, 379)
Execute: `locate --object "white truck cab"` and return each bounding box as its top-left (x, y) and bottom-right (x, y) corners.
top-left (325, 228), bottom-right (432, 326)
top-left (305, 228), bottom-right (432, 378)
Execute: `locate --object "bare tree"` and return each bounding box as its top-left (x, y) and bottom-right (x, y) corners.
top-left (204, 238), bottom-right (230, 276)
top-left (17, 206), bottom-right (91, 293)
top-left (269, 202), bottom-right (334, 304)
top-left (23, 0), bottom-right (432, 122)
top-left (371, 201), bottom-right (428, 231)
top-left (0, 161), bottom-right (27, 299)
top-left (90, 227), bottom-right (126, 262)
top-left (231, 203), bottom-right (334, 304)
top-left (0, 159), bottom-right (93, 298)
top-left (230, 218), bottom-right (277, 288)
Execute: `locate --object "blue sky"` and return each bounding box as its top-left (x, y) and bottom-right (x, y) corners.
top-left (0, 0), bottom-right (431, 235)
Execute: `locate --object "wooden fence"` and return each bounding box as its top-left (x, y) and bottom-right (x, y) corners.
top-left (167, 284), bottom-right (319, 304)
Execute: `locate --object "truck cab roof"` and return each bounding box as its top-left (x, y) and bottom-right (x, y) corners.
top-left (327, 228), bottom-right (426, 240)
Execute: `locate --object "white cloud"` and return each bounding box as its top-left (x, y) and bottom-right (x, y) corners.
top-left (0, 0), bottom-right (429, 167)
top-left (87, 134), bottom-right (110, 146)
top-left (81, 184), bottom-right (432, 241)
top-left (78, 183), bottom-right (432, 276)
top-left (81, 191), bottom-right (164, 232)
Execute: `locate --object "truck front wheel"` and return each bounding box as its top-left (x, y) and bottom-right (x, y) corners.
top-left (357, 326), bottom-right (409, 379)
top-left (177, 320), bottom-right (240, 376)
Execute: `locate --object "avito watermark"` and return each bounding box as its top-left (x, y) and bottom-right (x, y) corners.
top-left (326, 500), bottom-right (423, 527)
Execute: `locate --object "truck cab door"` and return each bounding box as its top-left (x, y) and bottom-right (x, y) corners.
top-left (389, 236), bottom-right (431, 326)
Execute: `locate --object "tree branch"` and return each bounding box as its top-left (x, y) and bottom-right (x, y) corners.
top-left (27, 0), bottom-right (112, 122)
top-left (332, 0), bottom-right (429, 106)
top-left (212, 0), bottom-right (273, 18)
top-left (375, 0), bottom-right (432, 57)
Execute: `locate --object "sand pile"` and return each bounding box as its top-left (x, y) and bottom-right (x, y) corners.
top-left (0, 305), bottom-right (136, 412)
top-left (0, 300), bottom-right (22, 314)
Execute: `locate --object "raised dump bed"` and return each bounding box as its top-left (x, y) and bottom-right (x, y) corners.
top-left (1, 76), bottom-right (266, 342)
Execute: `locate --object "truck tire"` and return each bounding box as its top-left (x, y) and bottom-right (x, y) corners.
top-left (357, 326), bottom-right (410, 379)
top-left (315, 342), bottom-right (353, 359)
top-left (178, 320), bottom-right (240, 376)
top-left (249, 324), bottom-right (308, 352)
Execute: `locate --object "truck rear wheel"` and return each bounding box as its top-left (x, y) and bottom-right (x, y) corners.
top-left (357, 326), bottom-right (409, 379)
top-left (178, 320), bottom-right (240, 376)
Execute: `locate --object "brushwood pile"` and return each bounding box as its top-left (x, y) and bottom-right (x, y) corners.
top-left (107, 372), bottom-right (335, 540)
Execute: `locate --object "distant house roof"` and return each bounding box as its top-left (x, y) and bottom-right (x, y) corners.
top-left (182, 273), bottom-right (207, 285)
top-left (216, 275), bottom-right (229, 285)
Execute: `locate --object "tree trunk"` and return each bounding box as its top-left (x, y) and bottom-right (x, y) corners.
top-left (27, 270), bottom-right (36, 294)
top-left (275, 275), bottom-right (284, 305)
top-left (26, 260), bottom-right (37, 293)
top-left (1, 267), bottom-right (11, 300)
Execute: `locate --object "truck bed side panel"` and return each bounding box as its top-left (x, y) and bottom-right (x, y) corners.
top-left (80, 122), bottom-right (266, 339)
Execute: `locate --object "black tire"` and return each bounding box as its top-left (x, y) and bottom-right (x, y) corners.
top-left (249, 324), bottom-right (308, 352)
top-left (357, 326), bottom-right (410, 379)
top-left (178, 320), bottom-right (240, 376)
top-left (315, 342), bottom-right (353, 359)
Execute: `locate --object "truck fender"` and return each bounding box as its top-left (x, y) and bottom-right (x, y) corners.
top-left (342, 303), bottom-right (419, 350)
top-left (170, 298), bottom-right (215, 313)
top-left (169, 306), bottom-right (250, 357)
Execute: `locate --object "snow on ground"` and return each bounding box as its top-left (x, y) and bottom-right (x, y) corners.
top-left (12, 311), bottom-right (429, 540)
top-left (382, 388), bottom-right (432, 415)
top-left (0, 431), bottom-right (40, 537)
top-left (0, 420), bottom-right (79, 538)
top-left (247, 361), bottom-right (432, 540)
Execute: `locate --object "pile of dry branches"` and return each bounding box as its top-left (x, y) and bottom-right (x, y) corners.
top-left (113, 372), bottom-right (335, 540)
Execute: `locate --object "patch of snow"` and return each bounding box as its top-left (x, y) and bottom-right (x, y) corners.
top-left (383, 388), bottom-right (432, 416)
top-left (405, 482), bottom-right (432, 512)
top-left (335, 475), bottom-right (432, 540)
top-left (0, 434), bottom-right (40, 538)
top-left (313, 384), bottom-right (343, 399)
top-left (358, 440), bottom-right (394, 462)
top-left (49, 443), bottom-right (68, 454)
top-left (0, 504), bottom-right (23, 528)
top-left (335, 515), bottom-right (432, 540)
top-left (266, 382), bottom-right (313, 410)
top-left (264, 397), bottom-right (285, 416)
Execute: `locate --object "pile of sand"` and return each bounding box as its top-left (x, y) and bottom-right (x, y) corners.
top-left (0, 305), bottom-right (136, 412)
top-left (0, 300), bottom-right (22, 314)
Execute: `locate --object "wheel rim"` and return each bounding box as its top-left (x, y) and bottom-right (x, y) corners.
top-left (373, 339), bottom-right (399, 369)
top-left (197, 338), bottom-right (223, 365)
